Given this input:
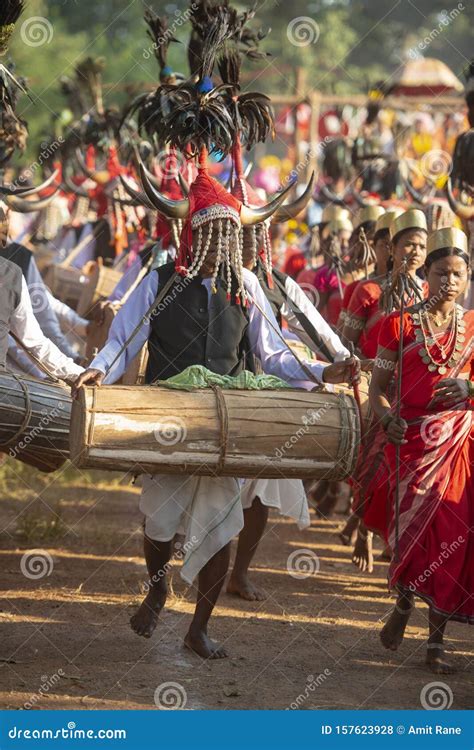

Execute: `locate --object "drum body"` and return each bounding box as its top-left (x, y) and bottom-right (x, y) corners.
top-left (70, 385), bottom-right (360, 480)
top-left (0, 371), bottom-right (71, 472)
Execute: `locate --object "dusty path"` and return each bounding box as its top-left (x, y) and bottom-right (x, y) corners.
top-left (0, 461), bottom-right (472, 710)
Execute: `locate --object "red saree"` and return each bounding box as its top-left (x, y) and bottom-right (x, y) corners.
top-left (379, 309), bottom-right (474, 623)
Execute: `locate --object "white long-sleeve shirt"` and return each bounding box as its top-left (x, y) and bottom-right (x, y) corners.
top-left (281, 275), bottom-right (350, 362)
top-left (91, 268), bottom-right (328, 387)
top-left (8, 276), bottom-right (84, 382)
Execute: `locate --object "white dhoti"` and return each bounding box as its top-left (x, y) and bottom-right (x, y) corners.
top-left (139, 474), bottom-right (243, 584)
top-left (240, 478), bottom-right (310, 530)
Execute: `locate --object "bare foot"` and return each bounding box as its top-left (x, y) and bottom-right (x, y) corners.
top-left (426, 646), bottom-right (457, 675)
top-left (184, 628), bottom-right (228, 659)
top-left (380, 604), bottom-right (412, 651)
top-left (339, 515), bottom-right (359, 546)
top-left (352, 528), bottom-right (374, 573)
top-left (130, 587), bottom-right (167, 638)
top-left (227, 573), bottom-right (267, 601)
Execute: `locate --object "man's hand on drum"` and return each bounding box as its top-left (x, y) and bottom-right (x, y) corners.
top-left (322, 356), bottom-right (361, 385)
top-left (71, 368), bottom-right (105, 399)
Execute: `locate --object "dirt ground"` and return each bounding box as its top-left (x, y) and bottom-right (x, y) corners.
top-left (0, 459), bottom-right (472, 711)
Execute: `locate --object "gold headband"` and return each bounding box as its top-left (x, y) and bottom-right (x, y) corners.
top-left (321, 205), bottom-right (350, 223)
top-left (354, 205), bottom-right (385, 228)
top-left (390, 209), bottom-right (427, 239)
top-left (374, 208), bottom-right (404, 235)
top-left (327, 217), bottom-right (353, 234)
top-left (426, 227), bottom-right (468, 256)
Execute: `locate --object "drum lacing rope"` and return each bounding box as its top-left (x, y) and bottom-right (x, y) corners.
top-left (210, 384), bottom-right (229, 473)
top-left (0, 373), bottom-right (33, 449)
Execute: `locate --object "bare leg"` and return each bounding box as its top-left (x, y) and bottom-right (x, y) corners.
top-left (339, 514), bottom-right (360, 546)
top-left (227, 497), bottom-right (268, 601)
top-left (352, 521), bottom-right (374, 573)
top-left (130, 535), bottom-right (171, 638)
top-left (426, 608), bottom-right (456, 674)
top-left (380, 589), bottom-right (414, 651)
top-left (306, 479), bottom-right (328, 510)
top-left (316, 481), bottom-right (342, 519)
top-left (185, 543), bottom-right (231, 659)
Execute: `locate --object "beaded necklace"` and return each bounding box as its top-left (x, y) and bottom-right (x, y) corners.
top-left (411, 303), bottom-right (466, 375)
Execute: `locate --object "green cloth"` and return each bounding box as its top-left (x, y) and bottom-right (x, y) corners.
top-left (158, 365), bottom-right (292, 391)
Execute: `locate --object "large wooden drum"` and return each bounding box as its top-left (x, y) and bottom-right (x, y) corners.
top-left (0, 372), bottom-right (71, 472)
top-left (70, 385), bottom-right (360, 480)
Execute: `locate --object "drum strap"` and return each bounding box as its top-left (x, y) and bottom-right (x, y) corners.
top-left (271, 274), bottom-right (335, 363)
top-left (104, 271), bottom-right (180, 377)
top-left (210, 384), bottom-right (228, 472)
top-left (9, 332), bottom-right (62, 384)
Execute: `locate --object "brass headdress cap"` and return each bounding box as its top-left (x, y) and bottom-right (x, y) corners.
top-left (390, 209), bottom-right (427, 239)
top-left (426, 227), bottom-right (468, 257)
top-left (327, 217), bottom-right (353, 234)
top-left (321, 205), bottom-right (350, 223)
top-left (375, 208), bottom-right (404, 235)
top-left (354, 205), bottom-right (385, 228)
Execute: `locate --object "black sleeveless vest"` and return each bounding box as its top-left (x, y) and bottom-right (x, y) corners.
top-left (145, 262), bottom-right (251, 383)
top-left (0, 257), bottom-right (23, 369)
top-left (0, 243), bottom-right (33, 278)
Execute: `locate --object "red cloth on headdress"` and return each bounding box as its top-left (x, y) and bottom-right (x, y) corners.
top-left (176, 148), bottom-right (241, 273)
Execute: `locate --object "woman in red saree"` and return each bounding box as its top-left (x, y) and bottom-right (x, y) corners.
top-left (342, 210), bottom-right (427, 565)
top-left (370, 227), bottom-right (473, 674)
